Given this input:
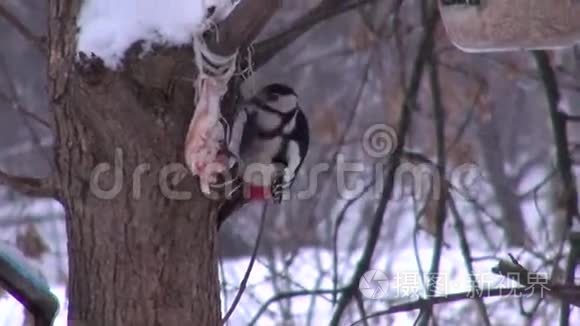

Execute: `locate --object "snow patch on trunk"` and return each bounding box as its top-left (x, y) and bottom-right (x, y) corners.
top-left (76, 0), bottom-right (238, 68)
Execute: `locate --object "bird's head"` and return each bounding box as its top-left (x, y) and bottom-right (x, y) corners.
top-left (253, 83), bottom-right (299, 114)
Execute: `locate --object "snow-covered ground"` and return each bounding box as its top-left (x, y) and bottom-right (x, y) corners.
top-left (0, 246), bottom-right (577, 325)
top-left (0, 194), bottom-right (577, 325)
top-left (0, 165), bottom-right (577, 325)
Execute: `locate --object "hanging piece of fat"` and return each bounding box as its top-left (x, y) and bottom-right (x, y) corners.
top-left (439, 0), bottom-right (580, 52)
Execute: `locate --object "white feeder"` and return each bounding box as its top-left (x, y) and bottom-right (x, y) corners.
top-left (439, 0), bottom-right (580, 52)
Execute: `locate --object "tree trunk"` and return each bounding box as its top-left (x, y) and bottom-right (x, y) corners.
top-left (48, 1), bottom-right (221, 325)
top-left (477, 105), bottom-right (527, 247)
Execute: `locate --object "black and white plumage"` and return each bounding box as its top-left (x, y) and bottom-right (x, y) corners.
top-left (217, 84), bottom-right (309, 228)
top-left (230, 83), bottom-right (309, 202)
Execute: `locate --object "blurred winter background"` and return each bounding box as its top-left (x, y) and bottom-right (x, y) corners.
top-left (1, 0), bottom-right (580, 325)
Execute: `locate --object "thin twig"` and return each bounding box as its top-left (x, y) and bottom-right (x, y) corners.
top-left (560, 232), bottom-right (580, 326)
top-left (448, 196), bottom-right (492, 325)
top-left (329, 6), bottom-right (439, 325)
top-left (0, 57), bottom-right (54, 171)
top-left (332, 182), bottom-right (374, 305)
top-left (492, 255), bottom-right (580, 308)
top-left (354, 293), bottom-right (369, 326)
top-left (532, 50), bottom-right (579, 227)
top-left (330, 51), bottom-right (375, 304)
top-left (0, 5), bottom-right (46, 54)
top-left (253, 0), bottom-right (377, 69)
top-left (350, 285), bottom-right (580, 325)
top-left (561, 113), bottom-right (580, 123)
top-left (0, 169), bottom-right (58, 199)
top-left (418, 4), bottom-right (446, 323)
top-left (0, 82), bottom-right (51, 131)
top-left (0, 215), bottom-right (63, 227)
top-left (533, 50), bottom-right (580, 325)
top-left (221, 204), bottom-right (268, 324)
top-left (249, 288), bottom-right (349, 325)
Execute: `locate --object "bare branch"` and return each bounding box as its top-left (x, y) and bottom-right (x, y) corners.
top-left (0, 169), bottom-right (58, 199)
top-left (531, 53), bottom-right (580, 321)
top-left (532, 50), bottom-right (578, 226)
top-left (0, 88), bottom-right (51, 130)
top-left (222, 204), bottom-right (268, 323)
top-left (418, 13), bottom-right (449, 323)
top-left (0, 58), bottom-right (55, 181)
top-left (351, 285), bottom-right (580, 325)
top-left (0, 5), bottom-right (46, 54)
top-left (332, 182), bottom-right (374, 304)
top-left (206, 0), bottom-right (282, 57)
top-left (561, 232), bottom-right (580, 326)
top-left (448, 196), bottom-right (492, 325)
top-left (330, 55), bottom-right (375, 304)
top-left (329, 6), bottom-right (439, 325)
top-left (249, 288), bottom-right (349, 325)
top-left (253, 0), bottom-right (377, 68)
top-left (492, 254), bottom-right (580, 308)
top-left (562, 113), bottom-right (580, 123)
top-left (0, 215), bottom-right (62, 227)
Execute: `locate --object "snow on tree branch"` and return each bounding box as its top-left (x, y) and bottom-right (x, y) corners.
top-left (75, 0), bottom-right (280, 69)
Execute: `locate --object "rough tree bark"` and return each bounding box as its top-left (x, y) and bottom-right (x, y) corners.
top-left (48, 5), bottom-right (221, 326)
top-left (45, 1), bottom-right (279, 325)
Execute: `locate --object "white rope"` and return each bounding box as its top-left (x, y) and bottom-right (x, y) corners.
top-left (185, 17), bottom-right (240, 195)
top-left (192, 34), bottom-right (237, 102)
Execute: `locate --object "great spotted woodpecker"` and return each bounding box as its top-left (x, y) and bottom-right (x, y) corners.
top-left (217, 83), bottom-right (309, 227)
